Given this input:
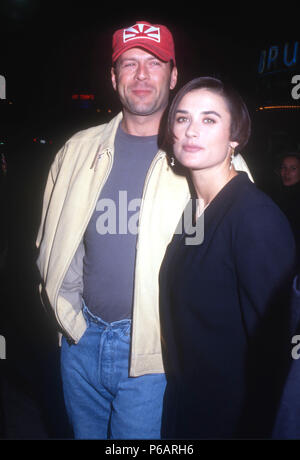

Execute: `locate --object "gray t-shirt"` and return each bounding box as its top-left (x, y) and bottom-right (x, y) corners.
top-left (82, 123), bottom-right (158, 322)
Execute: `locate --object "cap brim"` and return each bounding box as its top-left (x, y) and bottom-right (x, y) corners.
top-left (112, 41), bottom-right (173, 64)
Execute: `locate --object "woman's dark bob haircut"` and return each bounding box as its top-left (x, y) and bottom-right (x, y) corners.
top-left (165, 76), bottom-right (251, 152)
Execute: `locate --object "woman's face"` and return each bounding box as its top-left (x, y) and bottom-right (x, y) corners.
top-left (172, 88), bottom-right (238, 171)
top-left (280, 156), bottom-right (300, 186)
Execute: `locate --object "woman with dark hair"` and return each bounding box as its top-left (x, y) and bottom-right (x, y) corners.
top-left (279, 152), bottom-right (300, 188)
top-left (275, 153), bottom-right (300, 265)
top-left (159, 77), bottom-right (297, 439)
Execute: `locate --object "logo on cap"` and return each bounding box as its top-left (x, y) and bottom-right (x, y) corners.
top-left (123, 23), bottom-right (161, 43)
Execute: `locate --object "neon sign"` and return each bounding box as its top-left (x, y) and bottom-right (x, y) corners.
top-left (72, 94), bottom-right (95, 100)
top-left (258, 41), bottom-right (299, 74)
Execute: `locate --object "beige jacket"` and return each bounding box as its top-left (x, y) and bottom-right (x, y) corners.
top-left (36, 112), bottom-right (253, 376)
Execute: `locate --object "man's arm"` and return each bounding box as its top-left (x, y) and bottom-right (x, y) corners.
top-left (36, 144), bottom-right (67, 249)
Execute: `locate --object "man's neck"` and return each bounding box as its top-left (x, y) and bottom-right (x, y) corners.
top-left (121, 111), bottom-right (162, 137)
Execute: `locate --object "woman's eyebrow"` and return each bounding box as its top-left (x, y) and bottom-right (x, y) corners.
top-left (201, 110), bottom-right (221, 118)
top-left (176, 109), bottom-right (221, 118)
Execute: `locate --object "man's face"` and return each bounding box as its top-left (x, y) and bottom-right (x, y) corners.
top-left (111, 48), bottom-right (177, 118)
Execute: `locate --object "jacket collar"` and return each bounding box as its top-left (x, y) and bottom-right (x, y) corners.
top-left (99, 111), bottom-right (123, 153)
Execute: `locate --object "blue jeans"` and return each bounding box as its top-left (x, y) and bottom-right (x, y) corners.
top-left (60, 306), bottom-right (166, 439)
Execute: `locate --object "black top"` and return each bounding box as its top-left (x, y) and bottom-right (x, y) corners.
top-left (159, 172), bottom-right (297, 439)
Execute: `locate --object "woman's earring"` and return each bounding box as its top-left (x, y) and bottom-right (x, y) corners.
top-left (229, 146), bottom-right (235, 170)
top-left (170, 156), bottom-right (175, 167)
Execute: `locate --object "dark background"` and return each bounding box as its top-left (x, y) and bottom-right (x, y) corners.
top-left (0, 1), bottom-right (300, 438)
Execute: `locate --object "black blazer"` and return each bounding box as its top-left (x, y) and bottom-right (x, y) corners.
top-left (159, 172), bottom-right (297, 439)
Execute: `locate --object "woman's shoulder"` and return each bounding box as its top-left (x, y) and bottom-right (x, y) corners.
top-left (233, 172), bottom-right (283, 212)
top-left (229, 172), bottom-right (293, 234)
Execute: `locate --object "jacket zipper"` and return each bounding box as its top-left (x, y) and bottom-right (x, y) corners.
top-left (129, 150), bottom-right (165, 366)
top-left (136, 150), bottom-right (165, 249)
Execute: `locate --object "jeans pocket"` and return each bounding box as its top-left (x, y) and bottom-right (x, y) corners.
top-left (119, 324), bottom-right (131, 344)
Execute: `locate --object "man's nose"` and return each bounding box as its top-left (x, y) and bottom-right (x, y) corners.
top-left (135, 63), bottom-right (148, 80)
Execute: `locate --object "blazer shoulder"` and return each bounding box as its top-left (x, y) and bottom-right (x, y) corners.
top-left (234, 175), bottom-right (281, 213)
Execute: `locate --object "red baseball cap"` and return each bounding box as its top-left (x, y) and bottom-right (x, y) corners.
top-left (112, 21), bottom-right (176, 65)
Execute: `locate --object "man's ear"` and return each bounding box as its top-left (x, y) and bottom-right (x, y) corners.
top-left (170, 66), bottom-right (178, 90)
top-left (111, 67), bottom-right (117, 91)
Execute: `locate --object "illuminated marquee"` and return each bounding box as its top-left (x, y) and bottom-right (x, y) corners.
top-left (258, 41), bottom-right (299, 74)
top-left (72, 94), bottom-right (95, 100)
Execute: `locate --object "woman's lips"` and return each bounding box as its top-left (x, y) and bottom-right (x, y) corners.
top-left (182, 144), bottom-right (204, 153)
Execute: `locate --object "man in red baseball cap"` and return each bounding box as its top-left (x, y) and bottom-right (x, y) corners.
top-left (39, 19), bottom-right (179, 441)
top-left (111, 20), bottom-right (177, 136)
